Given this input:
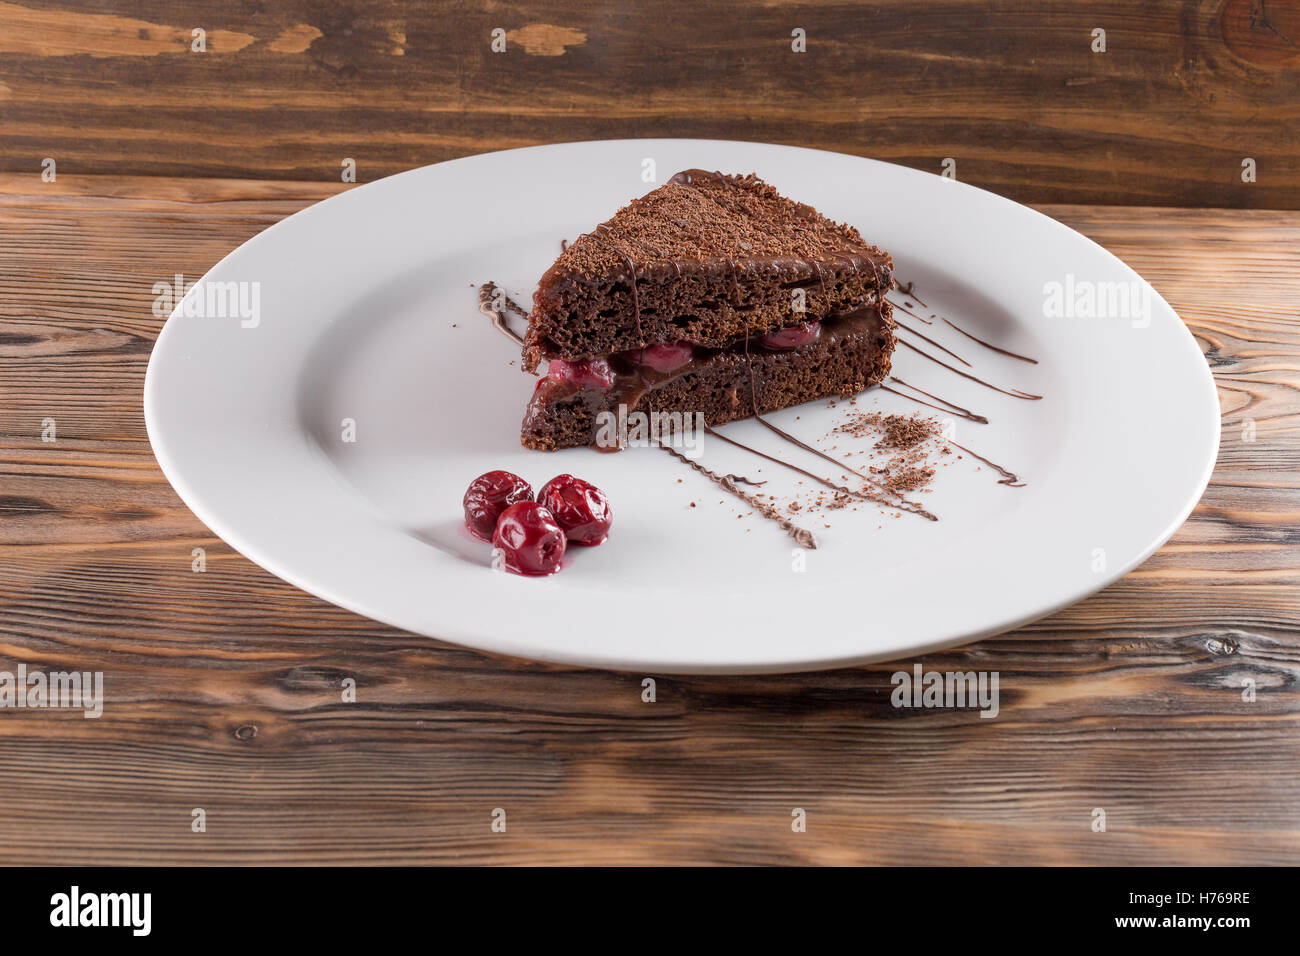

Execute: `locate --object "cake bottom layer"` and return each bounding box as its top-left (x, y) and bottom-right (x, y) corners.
top-left (520, 301), bottom-right (895, 451)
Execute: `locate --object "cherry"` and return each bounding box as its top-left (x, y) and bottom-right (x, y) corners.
top-left (625, 341), bottom-right (695, 373)
top-left (762, 320), bottom-right (822, 350)
top-left (537, 474), bottom-right (613, 546)
top-left (547, 357), bottom-right (615, 389)
top-left (463, 470), bottom-right (534, 541)
top-left (492, 502), bottom-right (566, 576)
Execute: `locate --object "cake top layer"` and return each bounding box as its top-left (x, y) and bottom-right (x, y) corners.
top-left (544, 170), bottom-right (888, 284)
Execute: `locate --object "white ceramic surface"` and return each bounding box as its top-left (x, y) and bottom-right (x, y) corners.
top-left (144, 139), bottom-right (1219, 673)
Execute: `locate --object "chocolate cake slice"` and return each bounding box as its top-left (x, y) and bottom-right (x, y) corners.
top-left (520, 170), bottom-right (896, 451)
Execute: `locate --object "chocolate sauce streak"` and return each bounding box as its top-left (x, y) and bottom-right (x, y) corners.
top-left (895, 280), bottom-right (928, 308)
top-left (657, 442), bottom-right (818, 549)
top-left (884, 377), bottom-right (988, 424)
top-left (889, 297), bottom-right (935, 327)
top-left (476, 282), bottom-right (525, 346)
top-left (896, 338), bottom-right (1042, 401)
top-left (941, 317), bottom-right (1039, 365)
top-left (560, 238), bottom-right (568, 252)
top-left (947, 440), bottom-right (1025, 487)
top-left (892, 318), bottom-right (971, 367)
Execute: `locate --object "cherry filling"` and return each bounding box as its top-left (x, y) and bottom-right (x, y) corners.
top-left (542, 322), bottom-right (827, 395)
top-left (547, 357), bottom-right (614, 389)
top-left (761, 320), bottom-right (822, 350)
top-left (622, 341), bottom-right (696, 373)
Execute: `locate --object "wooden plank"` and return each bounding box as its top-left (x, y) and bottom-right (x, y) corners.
top-left (0, 1), bottom-right (1296, 207)
top-left (0, 174), bottom-right (1297, 864)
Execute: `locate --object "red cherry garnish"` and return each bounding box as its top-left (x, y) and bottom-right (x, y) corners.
top-left (492, 502), bottom-right (566, 576)
top-left (537, 474), bottom-right (613, 546)
top-left (463, 470), bottom-right (534, 541)
top-left (762, 320), bottom-right (822, 350)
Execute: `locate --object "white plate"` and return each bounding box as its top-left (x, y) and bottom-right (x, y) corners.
top-left (144, 140), bottom-right (1218, 674)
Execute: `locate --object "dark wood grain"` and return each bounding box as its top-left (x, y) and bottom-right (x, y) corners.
top-left (1, 174), bottom-right (1298, 865)
top-left (0, 1), bottom-right (1297, 208)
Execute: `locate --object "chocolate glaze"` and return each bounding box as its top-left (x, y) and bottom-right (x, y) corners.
top-left (657, 441), bottom-right (819, 549)
top-left (477, 282), bottom-right (526, 346)
top-left (883, 377), bottom-right (989, 425)
top-left (538, 249), bottom-right (889, 304)
top-left (896, 338), bottom-right (1042, 400)
top-left (667, 169), bottom-right (726, 187)
top-left (941, 317), bottom-right (1039, 364)
top-left (948, 440), bottom-right (1025, 487)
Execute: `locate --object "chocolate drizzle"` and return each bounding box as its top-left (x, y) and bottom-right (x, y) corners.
top-left (476, 282), bottom-right (526, 346)
top-left (895, 280), bottom-right (928, 308)
top-left (896, 338), bottom-right (1042, 400)
top-left (889, 297), bottom-right (933, 325)
top-left (657, 441), bottom-right (818, 549)
top-left (586, 224), bottom-right (643, 340)
top-left (892, 318), bottom-right (971, 367)
top-left (883, 377), bottom-right (989, 424)
top-left (941, 317), bottom-right (1039, 364)
top-left (948, 440), bottom-right (1025, 487)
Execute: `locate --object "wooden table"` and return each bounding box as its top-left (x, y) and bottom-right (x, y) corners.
top-left (1, 175), bottom-right (1297, 865)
